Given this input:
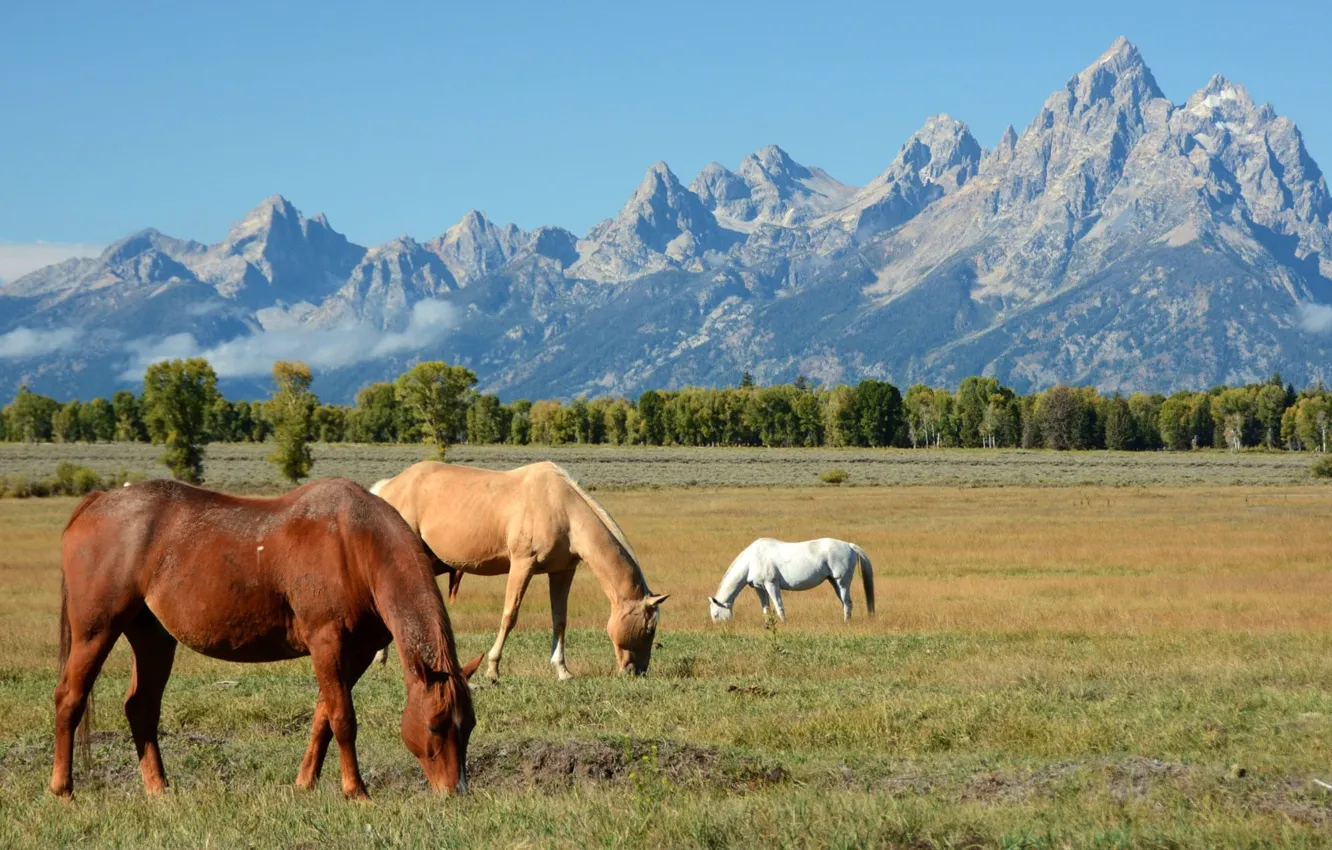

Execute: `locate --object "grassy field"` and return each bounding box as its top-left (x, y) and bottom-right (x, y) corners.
top-left (2, 475), bottom-right (1332, 846)
top-left (0, 441), bottom-right (1323, 492)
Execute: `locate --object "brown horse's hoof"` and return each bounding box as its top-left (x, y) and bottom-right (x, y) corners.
top-left (343, 786), bottom-right (371, 801)
top-left (47, 784), bottom-right (73, 802)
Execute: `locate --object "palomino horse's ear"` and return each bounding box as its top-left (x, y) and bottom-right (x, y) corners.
top-left (461, 653), bottom-right (485, 681)
top-left (645, 594), bottom-right (670, 609)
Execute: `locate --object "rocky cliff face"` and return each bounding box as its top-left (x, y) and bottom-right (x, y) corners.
top-left (3, 38), bottom-right (1330, 402)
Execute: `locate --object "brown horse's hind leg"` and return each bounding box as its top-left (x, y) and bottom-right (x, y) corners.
top-left (304, 633), bottom-right (374, 798)
top-left (49, 627), bottom-right (121, 798)
top-left (123, 610), bottom-right (177, 795)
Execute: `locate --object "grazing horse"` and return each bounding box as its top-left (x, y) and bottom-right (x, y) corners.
top-left (369, 461), bottom-right (668, 680)
top-left (50, 478), bottom-right (483, 801)
top-left (708, 538), bottom-right (875, 623)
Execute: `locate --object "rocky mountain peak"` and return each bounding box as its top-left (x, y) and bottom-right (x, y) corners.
top-left (567, 161), bottom-right (727, 282)
top-left (426, 210), bottom-right (528, 286)
top-left (740, 144), bottom-right (807, 182)
top-left (837, 115), bottom-right (981, 235)
top-left (692, 146), bottom-right (855, 229)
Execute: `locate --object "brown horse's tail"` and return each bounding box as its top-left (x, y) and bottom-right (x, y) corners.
top-left (61, 492), bottom-right (103, 769)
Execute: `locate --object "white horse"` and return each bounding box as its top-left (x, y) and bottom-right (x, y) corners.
top-left (708, 538), bottom-right (874, 623)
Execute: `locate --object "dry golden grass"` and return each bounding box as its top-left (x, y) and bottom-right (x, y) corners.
top-left (450, 486), bottom-right (1332, 642)
top-left (3, 487), bottom-right (1329, 674)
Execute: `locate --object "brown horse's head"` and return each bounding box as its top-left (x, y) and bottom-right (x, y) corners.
top-left (607, 594), bottom-right (670, 675)
top-left (400, 653), bottom-right (484, 793)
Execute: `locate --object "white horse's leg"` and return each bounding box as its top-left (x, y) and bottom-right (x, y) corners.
top-left (763, 582), bottom-right (786, 623)
top-left (836, 575), bottom-right (853, 621)
top-left (753, 584), bottom-right (771, 617)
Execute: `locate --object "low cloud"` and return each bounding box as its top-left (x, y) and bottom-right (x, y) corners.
top-left (123, 299), bottom-right (460, 379)
top-left (0, 242), bottom-right (105, 283)
top-left (0, 326), bottom-right (81, 359)
top-left (1298, 303), bottom-right (1332, 334)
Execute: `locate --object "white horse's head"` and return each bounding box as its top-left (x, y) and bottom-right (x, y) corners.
top-left (707, 596), bottom-right (733, 622)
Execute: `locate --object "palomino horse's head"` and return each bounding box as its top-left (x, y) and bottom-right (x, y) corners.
top-left (707, 596), bottom-right (734, 622)
top-left (607, 594), bottom-right (670, 675)
top-left (400, 653), bottom-right (484, 793)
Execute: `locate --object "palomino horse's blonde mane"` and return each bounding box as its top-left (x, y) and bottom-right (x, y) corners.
top-left (549, 464), bottom-right (640, 565)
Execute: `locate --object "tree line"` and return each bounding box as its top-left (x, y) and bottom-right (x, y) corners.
top-left (3, 360), bottom-right (1331, 483)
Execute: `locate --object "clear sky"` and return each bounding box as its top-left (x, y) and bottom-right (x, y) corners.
top-left (2, 0), bottom-right (1329, 258)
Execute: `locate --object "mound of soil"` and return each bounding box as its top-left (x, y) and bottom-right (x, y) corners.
top-left (467, 738), bottom-right (787, 792)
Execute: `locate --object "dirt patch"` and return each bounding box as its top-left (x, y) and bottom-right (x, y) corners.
top-left (1105, 756), bottom-right (1187, 802)
top-left (466, 738), bottom-right (787, 792)
top-left (726, 684), bottom-right (774, 697)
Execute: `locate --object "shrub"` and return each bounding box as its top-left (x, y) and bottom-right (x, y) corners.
top-left (1312, 454), bottom-right (1332, 480)
top-left (53, 461), bottom-right (105, 496)
top-left (818, 469), bottom-right (849, 485)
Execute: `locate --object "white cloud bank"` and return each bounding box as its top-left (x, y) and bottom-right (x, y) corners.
top-left (1298, 303), bottom-right (1332, 334)
top-left (0, 326), bottom-right (81, 359)
top-left (0, 242), bottom-right (105, 283)
top-left (123, 299), bottom-right (460, 379)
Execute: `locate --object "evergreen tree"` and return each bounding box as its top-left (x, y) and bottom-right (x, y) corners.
top-left (1104, 394), bottom-right (1135, 450)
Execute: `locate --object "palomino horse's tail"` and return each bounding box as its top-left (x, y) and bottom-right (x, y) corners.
top-left (61, 491), bottom-right (104, 770)
top-left (369, 478), bottom-right (391, 497)
top-left (850, 543), bottom-right (875, 618)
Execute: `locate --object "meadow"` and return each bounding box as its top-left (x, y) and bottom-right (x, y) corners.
top-left (1, 452), bottom-right (1331, 847)
top-left (0, 441), bottom-right (1322, 492)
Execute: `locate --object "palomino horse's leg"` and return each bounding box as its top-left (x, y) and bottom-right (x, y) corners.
top-left (307, 633), bottom-right (372, 799)
top-left (762, 582), bottom-right (786, 623)
top-left (49, 626), bottom-right (122, 798)
top-left (486, 557), bottom-right (535, 679)
top-left (122, 610), bottom-right (178, 795)
top-left (297, 649), bottom-right (374, 792)
top-left (547, 568), bottom-right (577, 681)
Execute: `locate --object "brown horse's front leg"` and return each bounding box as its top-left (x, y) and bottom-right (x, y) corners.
top-left (295, 696), bottom-right (331, 791)
top-left (306, 639), bottom-right (373, 798)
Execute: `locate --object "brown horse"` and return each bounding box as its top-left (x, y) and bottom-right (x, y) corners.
top-left (370, 461), bottom-right (668, 680)
top-left (50, 477), bottom-right (483, 801)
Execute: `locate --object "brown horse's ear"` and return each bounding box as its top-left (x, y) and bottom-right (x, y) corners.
top-left (645, 594), bottom-right (670, 609)
top-left (461, 653), bottom-right (485, 681)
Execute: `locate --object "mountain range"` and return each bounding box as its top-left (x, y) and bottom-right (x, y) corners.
top-left (3, 37), bottom-right (1331, 404)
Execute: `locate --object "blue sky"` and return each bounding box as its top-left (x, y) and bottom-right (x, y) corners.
top-left (1, 0), bottom-right (1329, 265)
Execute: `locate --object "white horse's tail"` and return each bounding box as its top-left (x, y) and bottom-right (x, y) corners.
top-left (850, 543), bottom-right (875, 618)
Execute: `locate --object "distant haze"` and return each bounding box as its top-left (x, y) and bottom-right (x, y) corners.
top-left (0, 243), bottom-right (104, 283)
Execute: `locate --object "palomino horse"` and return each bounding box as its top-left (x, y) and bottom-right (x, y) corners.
top-left (370, 461), bottom-right (668, 680)
top-left (50, 478), bottom-right (483, 800)
top-left (708, 538), bottom-right (875, 623)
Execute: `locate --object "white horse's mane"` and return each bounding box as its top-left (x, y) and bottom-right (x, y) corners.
top-left (550, 464), bottom-right (640, 564)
